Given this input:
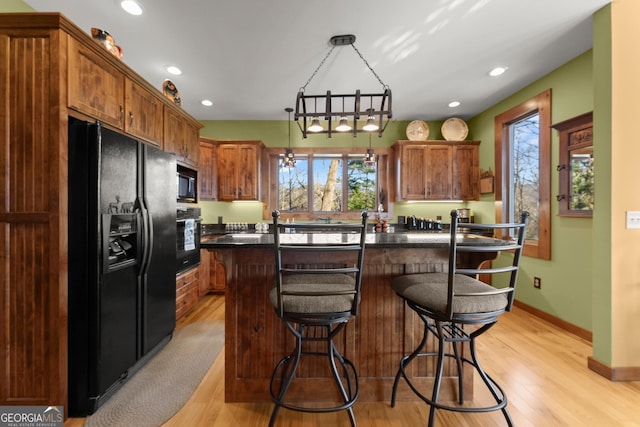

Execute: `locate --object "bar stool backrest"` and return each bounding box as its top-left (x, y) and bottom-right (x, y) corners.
top-left (446, 209), bottom-right (529, 319)
top-left (272, 211), bottom-right (369, 319)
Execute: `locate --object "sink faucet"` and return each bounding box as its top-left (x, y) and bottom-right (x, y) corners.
top-left (316, 217), bottom-right (331, 224)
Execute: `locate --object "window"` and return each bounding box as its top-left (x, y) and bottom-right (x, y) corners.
top-left (277, 153), bottom-right (377, 214)
top-left (494, 90), bottom-right (551, 259)
top-left (552, 112), bottom-right (593, 217)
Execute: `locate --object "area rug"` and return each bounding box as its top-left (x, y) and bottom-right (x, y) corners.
top-left (85, 320), bottom-right (224, 427)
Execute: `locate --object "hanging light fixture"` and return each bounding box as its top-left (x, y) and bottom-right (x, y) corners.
top-left (294, 34), bottom-right (392, 138)
top-left (364, 134), bottom-right (378, 166)
top-left (282, 107), bottom-right (296, 168)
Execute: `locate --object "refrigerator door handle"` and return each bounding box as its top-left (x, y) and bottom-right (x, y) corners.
top-left (139, 204), bottom-right (152, 274)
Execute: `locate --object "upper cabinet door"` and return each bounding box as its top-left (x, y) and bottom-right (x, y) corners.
top-left (164, 107), bottom-right (199, 167)
top-left (199, 138), bottom-right (217, 201)
top-left (397, 144), bottom-right (428, 199)
top-left (425, 145), bottom-right (453, 200)
top-left (452, 144), bottom-right (479, 201)
top-left (68, 37), bottom-right (124, 128)
top-left (237, 144), bottom-right (260, 200)
top-left (124, 78), bottom-right (164, 146)
top-left (217, 142), bottom-right (262, 201)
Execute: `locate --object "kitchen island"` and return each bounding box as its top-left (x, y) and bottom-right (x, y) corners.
top-left (202, 231), bottom-right (501, 403)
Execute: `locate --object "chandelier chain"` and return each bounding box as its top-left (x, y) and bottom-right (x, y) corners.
top-left (300, 41), bottom-right (388, 92)
top-left (300, 45), bottom-right (336, 92)
top-left (350, 44), bottom-right (388, 89)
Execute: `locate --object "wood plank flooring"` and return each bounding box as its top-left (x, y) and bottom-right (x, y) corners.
top-left (65, 294), bottom-right (640, 426)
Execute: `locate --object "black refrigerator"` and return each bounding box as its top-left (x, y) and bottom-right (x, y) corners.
top-left (67, 117), bottom-right (177, 416)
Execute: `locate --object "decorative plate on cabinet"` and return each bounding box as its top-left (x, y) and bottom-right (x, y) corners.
top-left (441, 117), bottom-right (468, 141)
top-left (91, 27), bottom-right (123, 60)
top-left (162, 79), bottom-right (182, 106)
top-left (406, 120), bottom-right (430, 141)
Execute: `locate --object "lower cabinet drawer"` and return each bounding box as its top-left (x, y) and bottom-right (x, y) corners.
top-left (176, 267), bottom-right (200, 319)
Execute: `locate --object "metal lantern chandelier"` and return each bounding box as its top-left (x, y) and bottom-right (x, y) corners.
top-left (294, 34), bottom-right (392, 138)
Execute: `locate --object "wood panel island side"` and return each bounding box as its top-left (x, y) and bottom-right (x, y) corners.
top-left (201, 232), bottom-right (500, 404)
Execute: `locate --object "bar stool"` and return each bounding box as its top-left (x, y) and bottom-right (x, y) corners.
top-left (268, 211), bottom-right (368, 427)
top-left (390, 210), bottom-right (528, 426)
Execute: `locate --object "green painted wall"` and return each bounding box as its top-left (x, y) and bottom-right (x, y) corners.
top-left (591, 2), bottom-right (612, 367)
top-left (2, 0), bottom-right (33, 12)
top-left (466, 50), bottom-right (595, 331)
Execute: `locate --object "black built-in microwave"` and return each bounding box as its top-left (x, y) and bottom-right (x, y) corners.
top-left (176, 165), bottom-right (197, 203)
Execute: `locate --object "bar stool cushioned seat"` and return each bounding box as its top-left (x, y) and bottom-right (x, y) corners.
top-left (269, 274), bottom-right (355, 314)
top-left (392, 272), bottom-right (509, 314)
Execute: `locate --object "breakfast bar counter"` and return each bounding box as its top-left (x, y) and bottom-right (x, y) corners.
top-left (202, 231), bottom-right (500, 403)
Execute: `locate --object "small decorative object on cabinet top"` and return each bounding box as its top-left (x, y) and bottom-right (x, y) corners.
top-left (91, 27), bottom-right (123, 59)
top-left (441, 117), bottom-right (468, 141)
top-left (162, 79), bottom-right (181, 106)
top-left (406, 120), bottom-right (430, 141)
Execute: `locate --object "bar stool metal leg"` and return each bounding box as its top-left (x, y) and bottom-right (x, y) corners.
top-left (269, 322), bottom-right (358, 427)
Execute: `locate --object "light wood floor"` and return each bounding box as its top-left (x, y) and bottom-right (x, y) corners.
top-left (65, 294), bottom-right (640, 426)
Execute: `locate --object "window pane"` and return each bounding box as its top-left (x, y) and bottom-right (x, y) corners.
top-left (347, 159), bottom-right (377, 211)
top-left (510, 113), bottom-right (539, 240)
top-left (313, 157), bottom-right (343, 212)
top-left (569, 148), bottom-right (594, 210)
top-left (278, 156), bottom-right (308, 211)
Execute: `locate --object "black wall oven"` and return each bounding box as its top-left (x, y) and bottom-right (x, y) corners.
top-left (176, 207), bottom-right (201, 274)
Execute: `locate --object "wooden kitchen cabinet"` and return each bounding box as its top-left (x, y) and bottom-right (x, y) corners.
top-left (164, 107), bottom-right (200, 168)
top-left (0, 13), bottom-right (203, 410)
top-left (210, 251), bottom-right (227, 292)
top-left (199, 249), bottom-right (227, 294)
top-left (217, 141), bottom-right (263, 201)
top-left (176, 267), bottom-right (200, 319)
top-left (198, 249), bottom-right (210, 297)
top-left (393, 140), bottom-right (480, 201)
top-left (198, 137), bottom-right (218, 200)
top-left (68, 36), bottom-right (125, 128)
top-left (124, 78), bottom-right (164, 146)
top-left (69, 37), bottom-right (190, 149)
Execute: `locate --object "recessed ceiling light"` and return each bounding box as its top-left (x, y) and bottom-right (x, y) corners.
top-left (120, 0), bottom-right (143, 16)
top-left (166, 65), bottom-right (182, 75)
top-left (448, 101), bottom-right (461, 108)
top-left (489, 66), bottom-right (508, 77)
top-left (201, 100), bottom-right (213, 107)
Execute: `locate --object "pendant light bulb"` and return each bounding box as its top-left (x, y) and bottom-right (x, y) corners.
top-left (336, 116), bottom-right (351, 132)
top-left (308, 117), bottom-right (323, 132)
top-left (363, 116), bottom-right (379, 132)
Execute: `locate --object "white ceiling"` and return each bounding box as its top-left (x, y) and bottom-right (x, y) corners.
top-left (24, 0), bottom-right (610, 122)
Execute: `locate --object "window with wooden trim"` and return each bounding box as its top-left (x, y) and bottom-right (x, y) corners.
top-left (494, 89), bottom-right (551, 260)
top-left (264, 147), bottom-right (391, 221)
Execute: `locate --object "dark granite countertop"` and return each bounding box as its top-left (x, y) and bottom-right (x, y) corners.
top-left (201, 231), bottom-right (506, 249)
